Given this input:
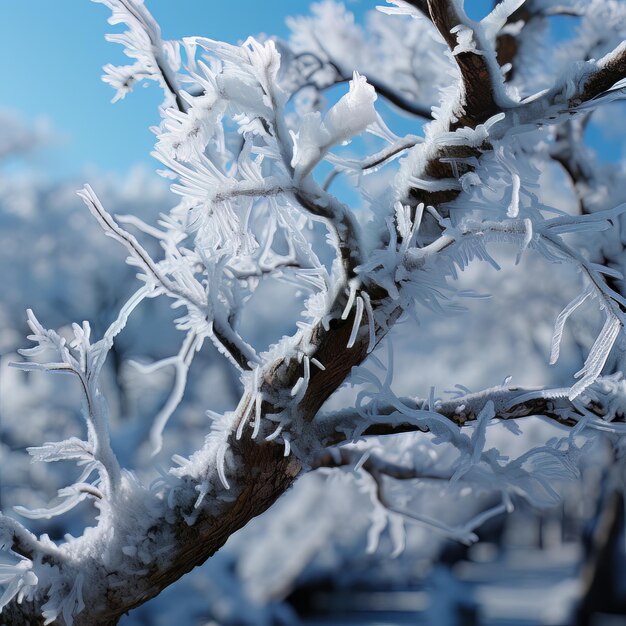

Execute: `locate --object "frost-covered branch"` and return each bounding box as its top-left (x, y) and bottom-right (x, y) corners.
top-left (96, 0), bottom-right (185, 110)
top-left (426, 0), bottom-right (518, 127)
top-left (12, 310), bottom-right (123, 493)
top-left (78, 185), bottom-right (259, 371)
top-left (489, 42), bottom-right (626, 137)
top-left (317, 375), bottom-right (626, 446)
top-left (0, 514), bottom-right (60, 563)
top-left (311, 447), bottom-right (449, 481)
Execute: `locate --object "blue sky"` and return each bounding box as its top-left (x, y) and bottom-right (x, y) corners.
top-left (0, 1), bottom-right (335, 176)
top-left (0, 0), bottom-right (618, 178)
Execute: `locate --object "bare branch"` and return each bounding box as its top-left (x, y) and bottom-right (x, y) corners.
top-left (365, 76), bottom-right (434, 119)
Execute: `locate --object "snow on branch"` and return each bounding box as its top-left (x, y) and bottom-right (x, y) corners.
top-left (317, 374), bottom-right (626, 447)
top-left (425, 0), bottom-right (521, 127)
top-left (0, 514), bottom-right (60, 563)
top-left (311, 375), bottom-right (626, 548)
top-left (12, 310), bottom-right (122, 494)
top-left (487, 41), bottom-right (626, 137)
top-left (95, 0), bottom-right (185, 109)
top-left (78, 184), bottom-right (259, 371)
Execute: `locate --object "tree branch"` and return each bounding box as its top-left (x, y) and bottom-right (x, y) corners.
top-left (294, 186), bottom-right (363, 279)
top-left (315, 384), bottom-right (617, 447)
top-left (427, 0), bottom-right (502, 127)
top-left (0, 514), bottom-right (59, 562)
top-left (293, 48), bottom-right (434, 120)
top-left (79, 185), bottom-right (259, 371)
top-left (311, 448), bottom-right (448, 481)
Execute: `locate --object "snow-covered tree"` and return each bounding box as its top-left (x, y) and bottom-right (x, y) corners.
top-left (3, 0), bottom-right (626, 624)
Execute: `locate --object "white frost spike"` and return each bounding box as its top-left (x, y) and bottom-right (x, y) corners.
top-left (377, 0), bottom-right (422, 17)
top-left (570, 314), bottom-right (621, 399)
top-left (515, 218), bottom-right (533, 265)
top-left (14, 484), bottom-right (95, 520)
top-left (362, 291), bottom-right (376, 353)
top-left (291, 377), bottom-right (305, 398)
top-left (26, 438), bottom-right (93, 464)
top-left (252, 366), bottom-right (263, 439)
top-left (507, 173), bottom-right (521, 218)
top-left (266, 424), bottom-right (284, 442)
top-left (236, 400), bottom-right (254, 440)
top-left (216, 446), bottom-right (230, 490)
top-left (41, 573), bottom-right (85, 626)
top-left (354, 450), bottom-right (371, 472)
top-left (428, 387), bottom-right (436, 412)
top-left (550, 289), bottom-right (592, 365)
top-left (451, 400), bottom-right (495, 484)
top-left (347, 296), bottom-right (365, 349)
top-left (291, 356), bottom-right (311, 402)
top-left (470, 401), bottom-right (494, 466)
top-left (341, 281), bottom-right (358, 320)
top-left (252, 393), bottom-right (262, 439)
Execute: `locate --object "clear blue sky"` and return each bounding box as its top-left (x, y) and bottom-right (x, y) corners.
top-left (0, 0), bottom-right (616, 179)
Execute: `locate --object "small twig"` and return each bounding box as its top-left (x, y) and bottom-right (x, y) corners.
top-left (79, 185), bottom-right (258, 370)
top-left (312, 448), bottom-right (448, 481)
top-left (0, 513), bottom-right (59, 561)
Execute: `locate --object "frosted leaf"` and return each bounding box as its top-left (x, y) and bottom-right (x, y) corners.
top-left (26, 438), bottom-right (94, 465)
top-left (291, 72), bottom-right (378, 177)
top-left (0, 561), bottom-right (38, 612)
top-left (570, 314), bottom-right (622, 399)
